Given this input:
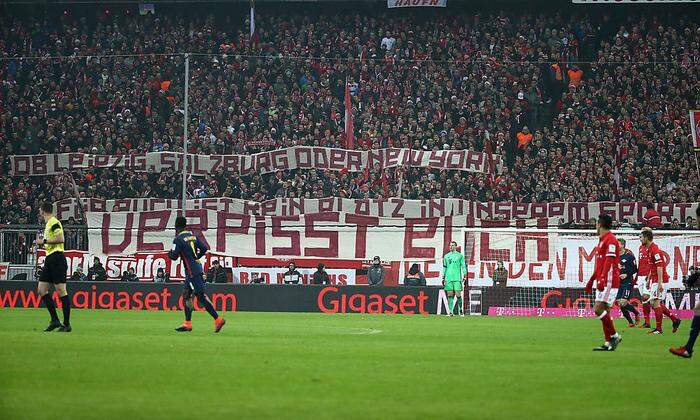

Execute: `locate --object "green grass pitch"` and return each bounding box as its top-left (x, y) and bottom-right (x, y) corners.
top-left (1, 308), bottom-right (698, 420)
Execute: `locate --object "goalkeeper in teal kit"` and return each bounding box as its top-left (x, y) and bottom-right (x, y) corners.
top-left (442, 241), bottom-right (467, 316)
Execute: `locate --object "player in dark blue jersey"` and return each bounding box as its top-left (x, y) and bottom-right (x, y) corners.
top-left (168, 216), bottom-right (226, 333)
top-left (616, 238), bottom-right (640, 327)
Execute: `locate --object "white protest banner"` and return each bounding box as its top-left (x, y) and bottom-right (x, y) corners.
top-left (10, 147), bottom-right (501, 176)
top-left (57, 197), bottom-right (699, 226)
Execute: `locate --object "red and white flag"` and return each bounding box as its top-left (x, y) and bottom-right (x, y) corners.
top-left (344, 79), bottom-right (355, 149)
top-left (249, 0), bottom-right (255, 36)
top-left (690, 110), bottom-right (700, 152)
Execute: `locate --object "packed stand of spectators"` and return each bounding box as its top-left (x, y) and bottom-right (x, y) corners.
top-left (1, 3), bottom-right (698, 228)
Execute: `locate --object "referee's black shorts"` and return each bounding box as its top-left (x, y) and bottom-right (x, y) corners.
top-left (39, 252), bottom-right (68, 284)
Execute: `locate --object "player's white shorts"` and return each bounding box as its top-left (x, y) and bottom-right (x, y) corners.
top-left (595, 284), bottom-right (618, 306)
top-left (637, 275), bottom-right (649, 296)
top-left (648, 282), bottom-right (668, 301)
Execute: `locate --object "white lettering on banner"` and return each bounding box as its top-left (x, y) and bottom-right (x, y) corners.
top-left (10, 147), bottom-right (501, 176)
top-left (56, 197), bottom-right (699, 225)
top-left (87, 210), bottom-right (544, 260)
top-left (232, 268), bottom-right (355, 285)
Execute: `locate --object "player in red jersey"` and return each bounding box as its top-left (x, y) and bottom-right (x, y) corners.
top-left (586, 214), bottom-right (622, 351)
top-left (637, 227), bottom-right (653, 329)
top-left (640, 229), bottom-right (681, 335)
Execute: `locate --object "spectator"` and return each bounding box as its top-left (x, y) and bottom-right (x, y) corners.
top-left (642, 203), bottom-right (663, 228)
top-left (282, 262), bottom-right (302, 284)
top-left (250, 272), bottom-right (264, 284)
top-left (404, 264), bottom-right (426, 286)
top-left (70, 266), bottom-right (87, 282)
top-left (493, 261), bottom-right (508, 287)
top-left (87, 257), bottom-right (106, 282)
top-left (153, 267), bottom-right (169, 283)
top-left (121, 267), bottom-right (138, 282)
top-left (206, 260), bottom-right (228, 283)
top-left (566, 64), bottom-right (583, 88)
top-left (4, 234), bottom-right (30, 264)
top-left (311, 263), bottom-right (330, 285)
top-left (368, 256), bottom-right (385, 286)
top-left (516, 127), bottom-right (534, 151)
top-left (380, 33), bottom-right (396, 50)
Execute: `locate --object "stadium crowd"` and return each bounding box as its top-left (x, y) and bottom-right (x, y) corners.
top-left (1, 4), bottom-right (699, 227)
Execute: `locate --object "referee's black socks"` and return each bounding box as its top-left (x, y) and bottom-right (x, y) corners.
top-left (42, 294), bottom-right (59, 323)
top-left (60, 295), bottom-right (71, 326)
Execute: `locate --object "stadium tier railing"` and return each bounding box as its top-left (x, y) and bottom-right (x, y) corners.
top-left (0, 225), bottom-right (88, 268)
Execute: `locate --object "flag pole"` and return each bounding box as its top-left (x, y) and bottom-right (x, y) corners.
top-left (181, 53), bottom-right (190, 216)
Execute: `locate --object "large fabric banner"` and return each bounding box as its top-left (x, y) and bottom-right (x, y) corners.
top-left (86, 210), bottom-right (544, 260)
top-left (56, 197), bottom-right (699, 225)
top-left (9, 147), bottom-right (501, 176)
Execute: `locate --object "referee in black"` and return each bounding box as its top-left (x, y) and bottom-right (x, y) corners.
top-left (35, 202), bottom-right (71, 332)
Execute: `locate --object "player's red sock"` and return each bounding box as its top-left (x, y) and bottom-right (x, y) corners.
top-left (643, 303), bottom-right (651, 324)
top-left (654, 306), bottom-right (664, 331)
top-left (599, 311), bottom-right (611, 342)
top-left (660, 305), bottom-right (677, 322)
top-left (603, 311), bottom-right (616, 338)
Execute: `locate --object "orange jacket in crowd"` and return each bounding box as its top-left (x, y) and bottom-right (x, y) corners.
top-left (567, 68), bottom-right (583, 87)
top-left (517, 131), bottom-right (533, 149)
